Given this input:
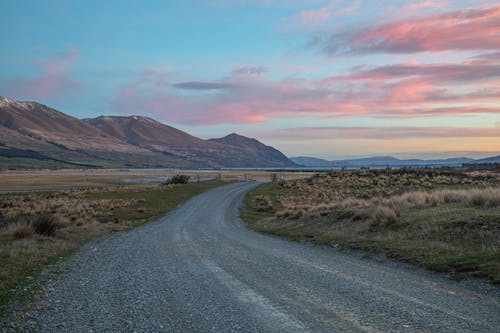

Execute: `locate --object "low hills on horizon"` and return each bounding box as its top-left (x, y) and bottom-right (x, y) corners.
top-left (290, 155), bottom-right (500, 168)
top-left (0, 96), bottom-right (296, 169)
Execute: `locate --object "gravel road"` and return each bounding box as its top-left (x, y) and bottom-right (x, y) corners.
top-left (11, 182), bottom-right (500, 332)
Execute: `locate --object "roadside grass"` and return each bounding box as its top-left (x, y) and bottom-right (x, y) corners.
top-left (0, 181), bottom-right (220, 317)
top-left (241, 169), bottom-right (500, 283)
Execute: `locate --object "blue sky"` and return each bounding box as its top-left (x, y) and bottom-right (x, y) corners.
top-left (0, 0), bottom-right (499, 159)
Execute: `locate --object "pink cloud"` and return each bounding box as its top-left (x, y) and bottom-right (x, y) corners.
top-left (1, 49), bottom-right (82, 99)
top-left (296, 0), bottom-right (360, 26)
top-left (318, 4), bottom-right (500, 55)
top-left (114, 52), bottom-right (499, 126)
top-left (404, 1), bottom-right (443, 11)
top-left (263, 126), bottom-right (500, 140)
top-left (300, 7), bottom-right (332, 25)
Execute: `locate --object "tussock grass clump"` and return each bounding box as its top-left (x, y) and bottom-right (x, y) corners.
top-left (253, 195), bottom-right (274, 212)
top-left (30, 214), bottom-right (63, 237)
top-left (467, 188), bottom-right (500, 207)
top-left (371, 204), bottom-right (400, 227)
top-left (8, 222), bottom-right (34, 239)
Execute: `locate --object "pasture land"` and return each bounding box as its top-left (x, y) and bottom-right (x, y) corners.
top-left (0, 169), bottom-right (310, 192)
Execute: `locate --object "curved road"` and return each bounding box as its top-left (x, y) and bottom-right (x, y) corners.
top-left (20, 183), bottom-right (500, 332)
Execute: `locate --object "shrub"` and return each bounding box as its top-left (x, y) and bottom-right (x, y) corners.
top-left (31, 214), bottom-right (62, 236)
top-left (254, 195), bottom-right (274, 212)
top-left (163, 174), bottom-right (190, 185)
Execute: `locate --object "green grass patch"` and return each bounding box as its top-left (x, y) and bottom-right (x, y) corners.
top-left (84, 182), bottom-right (219, 222)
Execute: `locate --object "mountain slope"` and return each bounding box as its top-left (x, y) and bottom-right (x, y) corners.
top-left (0, 96), bottom-right (137, 152)
top-left (0, 96), bottom-right (192, 168)
top-left (209, 133), bottom-right (297, 167)
top-left (88, 117), bottom-right (297, 168)
top-left (86, 115), bottom-right (207, 149)
top-left (0, 96), bottom-right (296, 168)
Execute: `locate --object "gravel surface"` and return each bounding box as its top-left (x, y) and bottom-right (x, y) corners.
top-left (5, 182), bottom-right (500, 332)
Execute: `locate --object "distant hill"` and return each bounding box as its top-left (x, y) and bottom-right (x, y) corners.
top-left (0, 96), bottom-right (296, 169)
top-left (209, 133), bottom-right (296, 167)
top-left (289, 156), bottom-right (331, 167)
top-left (290, 155), bottom-right (480, 168)
top-left (467, 155), bottom-right (500, 164)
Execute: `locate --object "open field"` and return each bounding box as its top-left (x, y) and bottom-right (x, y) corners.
top-left (0, 181), bottom-right (221, 317)
top-left (0, 169), bottom-right (311, 192)
top-left (241, 168), bottom-right (500, 283)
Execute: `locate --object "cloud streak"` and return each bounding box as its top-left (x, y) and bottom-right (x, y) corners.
top-left (172, 81), bottom-right (237, 90)
top-left (232, 66), bottom-right (269, 75)
top-left (315, 4), bottom-right (500, 55)
top-left (262, 126), bottom-right (500, 140)
top-left (0, 49), bottom-right (82, 99)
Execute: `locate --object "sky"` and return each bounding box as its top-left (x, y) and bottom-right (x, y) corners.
top-left (0, 0), bottom-right (499, 159)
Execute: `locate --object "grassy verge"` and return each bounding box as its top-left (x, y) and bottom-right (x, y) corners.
top-left (241, 169), bottom-right (500, 283)
top-left (0, 181), bottom-right (221, 317)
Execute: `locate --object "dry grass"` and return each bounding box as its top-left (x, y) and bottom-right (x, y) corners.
top-left (242, 168), bottom-right (500, 283)
top-left (8, 222), bottom-right (34, 239)
top-left (0, 181), bottom-right (221, 317)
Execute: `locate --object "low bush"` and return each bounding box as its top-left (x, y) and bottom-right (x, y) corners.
top-left (163, 174), bottom-right (190, 185)
top-left (253, 195), bottom-right (274, 212)
top-left (31, 214), bottom-right (62, 236)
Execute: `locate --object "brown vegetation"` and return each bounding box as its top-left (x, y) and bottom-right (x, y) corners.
top-left (242, 168), bottom-right (500, 283)
top-left (0, 181), bottom-right (221, 317)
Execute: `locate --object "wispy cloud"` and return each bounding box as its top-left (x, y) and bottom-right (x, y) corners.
top-left (232, 66), bottom-right (269, 75)
top-left (0, 49), bottom-right (82, 99)
top-left (296, 0), bottom-right (361, 26)
top-left (172, 81), bottom-right (237, 90)
top-left (314, 4), bottom-right (500, 55)
top-left (262, 126), bottom-right (500, 140)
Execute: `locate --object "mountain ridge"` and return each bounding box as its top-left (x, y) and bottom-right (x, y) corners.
top-left (0, 96), bottom-right (296, 169)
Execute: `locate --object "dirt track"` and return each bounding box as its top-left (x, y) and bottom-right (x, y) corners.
top-left (14, 182), bottom-right (500, 332)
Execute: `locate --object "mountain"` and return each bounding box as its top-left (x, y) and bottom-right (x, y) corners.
top-left (290, 155), bottom-right (478, 168)
top-left (87, 117), bottom-right (297, 168)
top-left (470, 155), bottom-right (500, 164)
top-left (288, 156), bottom-right (331, 167)
top-left (0, 96), bottom-right (296, 169)
top-left (209, 133), bottom-right (296, 167)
